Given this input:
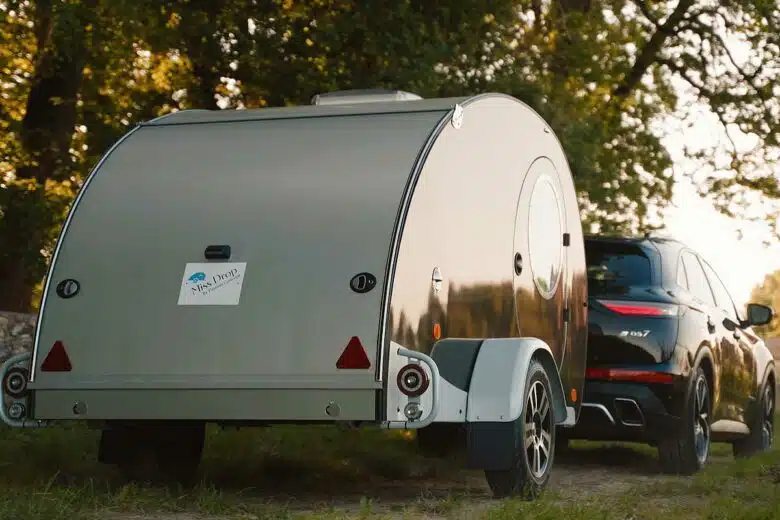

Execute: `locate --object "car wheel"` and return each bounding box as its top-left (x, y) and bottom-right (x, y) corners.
top-left (555, 430), bottom-right (571, 454)
top-left (733, 380), bottom-right (774, 458)
top-left (484, 358), bottom-right (555, 500)
top-left (658, 366), bottom-right (711, 475)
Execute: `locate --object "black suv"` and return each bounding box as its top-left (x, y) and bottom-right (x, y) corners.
top-left (560, 233), bottom-right (776, 475)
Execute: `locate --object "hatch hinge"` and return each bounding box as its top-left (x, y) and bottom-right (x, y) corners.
top-left (563, 233), bottom-right (570, 247)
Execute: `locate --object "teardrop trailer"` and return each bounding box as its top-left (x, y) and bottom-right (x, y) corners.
top-left (0, 90), bottom-right (589, 498)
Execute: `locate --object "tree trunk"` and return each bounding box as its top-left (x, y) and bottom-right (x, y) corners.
top-left (178, 0), bottom-right (224, 110)
top-left (0, 1), bottom-right (94, 312)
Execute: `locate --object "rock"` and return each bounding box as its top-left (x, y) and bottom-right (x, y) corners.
top-left (0, 311), bottom-right (37, 356)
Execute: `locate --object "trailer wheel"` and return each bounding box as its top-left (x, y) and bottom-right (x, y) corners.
top-left (484, 358), bottom-right (555, 499)
top-left (100, 422), bottom-right (205, 486)
top-left (152, 422), bottom-right (206, 485)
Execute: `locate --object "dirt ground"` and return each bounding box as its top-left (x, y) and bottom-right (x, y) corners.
top-left (105, 442), bottom-right (706, 520)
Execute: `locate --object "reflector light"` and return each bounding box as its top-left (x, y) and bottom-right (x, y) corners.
top-left (40, 340), bottom-right (72, 372)
top-left (336, 336), bottom-right (371, 369)
top-left (397, 363), bottom-right (430, 397)
top-left (586, 367), bottom-right (674, 384)
top-left (598, 300), bottom-right (678, 317)
top-left (3, 367), bottom-right (29, 398)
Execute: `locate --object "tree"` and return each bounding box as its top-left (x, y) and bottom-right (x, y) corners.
top-left (0, 0), bottom-right (98, 312)
top-left (2, 0), bottom-right (779, 312)
top-left (442, 0), bottom-right (779, 235)
top-left (748, 270), bottom-right (780, 338)
top-left (0, 0), bottom-right (188, 312)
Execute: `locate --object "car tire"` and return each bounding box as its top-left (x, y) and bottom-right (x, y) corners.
top-left (658, 366), bottom-right (711, 475)
top-left (555, 431), bottom-right (571, 454)
top-left (484, 357), bottom-right (555, 500)
top-left (732, 379), bottom-right (774, 458)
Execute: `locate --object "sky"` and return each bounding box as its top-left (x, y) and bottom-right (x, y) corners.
top-left (662, 177), bottom-right (780, 310)
top-left (656, 73), bottom-right (780, 310)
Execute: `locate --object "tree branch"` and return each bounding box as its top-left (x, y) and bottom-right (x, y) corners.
top-left (613, 0), bottom-right (696, 97)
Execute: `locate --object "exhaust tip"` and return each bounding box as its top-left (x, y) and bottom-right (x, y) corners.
top-left (614, 398), bottom-right (645, 427)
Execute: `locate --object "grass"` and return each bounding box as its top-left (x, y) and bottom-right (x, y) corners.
top-left (0, 419), bottom-right (779, 519)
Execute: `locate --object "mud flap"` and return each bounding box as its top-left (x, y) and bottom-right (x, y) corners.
top-left (466, 422), bottom-right (517, 470)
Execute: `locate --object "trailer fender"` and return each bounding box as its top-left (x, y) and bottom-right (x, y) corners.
top-left (464, 338), bottom-right (566, 470)
top-left (465, 337), bottom-right (566, 424)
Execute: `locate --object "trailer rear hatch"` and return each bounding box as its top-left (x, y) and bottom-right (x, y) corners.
top-left (31, 109), bottom-right (445, 394)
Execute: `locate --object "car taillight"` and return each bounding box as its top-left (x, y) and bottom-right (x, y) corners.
top-left (397, 363), bottom-right (430, 397)
top-left (586, 367), bottom-right (674, 384)
top-left (598, 300), bottom-right (678, 317)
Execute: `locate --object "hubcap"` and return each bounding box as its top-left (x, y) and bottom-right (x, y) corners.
top-left (693, 375), bottom-right (710, 464)
top-left (762, 385), bottom-right (774, 450)
top-left (524, 380), bottom-right (552, 479)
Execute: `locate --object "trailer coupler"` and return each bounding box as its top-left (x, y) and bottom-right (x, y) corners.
top-left (384, 346), bottom-right (441, 430)
top-left (0, 351), bottom-right (48, 428)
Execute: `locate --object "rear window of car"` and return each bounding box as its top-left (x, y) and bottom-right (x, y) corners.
top-left (585, 240), bottom-right (653, 293)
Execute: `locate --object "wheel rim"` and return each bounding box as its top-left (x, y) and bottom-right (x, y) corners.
top-left (693, 375), bottom-right (711, 464)
top-left (524, 380), bottom-right (552, 479)
top-left (761, 385), bottom-right (774, 450)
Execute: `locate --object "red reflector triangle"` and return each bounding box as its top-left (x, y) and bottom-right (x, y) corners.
top-left (40, 340), bottom-right (72, 372)
top-left (336, 336), bottom-right (371, 369)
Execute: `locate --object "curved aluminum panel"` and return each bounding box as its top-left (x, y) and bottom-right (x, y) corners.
top-left (386, 94), bottom-right (588, 416)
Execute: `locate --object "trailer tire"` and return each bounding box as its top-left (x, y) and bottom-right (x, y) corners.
top-left (100, 422), bottom-right (205, 486)
top-left (153, 422), bottom-right (206, 485)
top-left (484, 357), bottom-right (555, 500)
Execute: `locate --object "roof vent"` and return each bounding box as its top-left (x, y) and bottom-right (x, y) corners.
top-left (311, 89), bottom-right (423, 106)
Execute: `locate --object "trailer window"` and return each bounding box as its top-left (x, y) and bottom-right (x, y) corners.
top-left (528, 174), bottom-right (562, 299)
top-left (585, 241), bottom-right (652, 294)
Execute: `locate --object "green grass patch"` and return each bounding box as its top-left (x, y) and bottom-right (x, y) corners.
top-left (0, 419), bottom-right (779, 519)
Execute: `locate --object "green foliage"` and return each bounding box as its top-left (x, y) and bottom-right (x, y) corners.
top-left (749, 269), bottom-right (780, 338)
top-left (0, 0), bottom-right (779, 310)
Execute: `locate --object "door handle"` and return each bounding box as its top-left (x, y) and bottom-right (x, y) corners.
top-left (707, 317), bottom-right (716, 333)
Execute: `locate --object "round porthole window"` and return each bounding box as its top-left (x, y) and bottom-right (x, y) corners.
top-left (527, 174), bottom-right (562, 299)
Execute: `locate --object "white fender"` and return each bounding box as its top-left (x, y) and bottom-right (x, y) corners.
top-left (466, 337), bottom-right (569, 424)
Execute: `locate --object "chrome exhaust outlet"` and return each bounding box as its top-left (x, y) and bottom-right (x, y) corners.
top-left (582, 402), bottom-right (616, 425)
top-left (614, 397), bottom-right (645, 427)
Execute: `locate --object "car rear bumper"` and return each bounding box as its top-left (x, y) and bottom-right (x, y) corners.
top-left (563, 380), bottom-right (684, 442)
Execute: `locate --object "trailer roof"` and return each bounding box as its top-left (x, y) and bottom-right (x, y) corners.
top-left (143, 96), bottom-right (470, 126)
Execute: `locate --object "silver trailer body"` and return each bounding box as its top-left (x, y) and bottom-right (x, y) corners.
top-left (1, 91), bottom-right (588, 498)
top-left (25, 100), bottom-right (460, 422)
